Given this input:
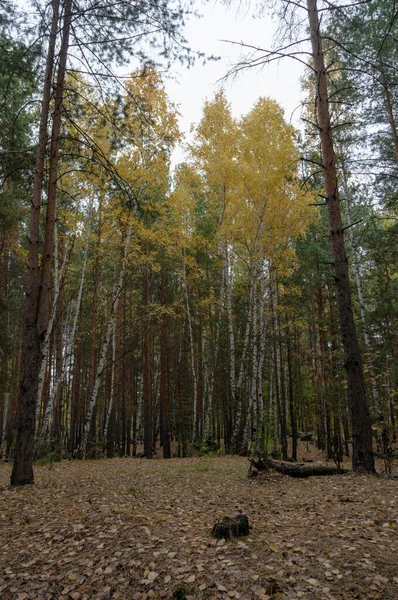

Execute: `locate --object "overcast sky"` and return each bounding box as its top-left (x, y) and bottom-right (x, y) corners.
top-left (164, 0), bottom-right (306, 164)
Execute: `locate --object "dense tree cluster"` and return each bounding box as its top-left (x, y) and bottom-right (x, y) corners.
top-left (0, 0), bottom-right (396, 484)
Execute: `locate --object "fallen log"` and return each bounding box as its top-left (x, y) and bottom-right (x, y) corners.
top-left (298, 430), bottom-right (316, 442)
top-left (249, 457), bottom-right (349, 478)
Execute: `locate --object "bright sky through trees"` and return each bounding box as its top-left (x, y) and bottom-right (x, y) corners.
top-left (163, 1), bottom-right (305, 164)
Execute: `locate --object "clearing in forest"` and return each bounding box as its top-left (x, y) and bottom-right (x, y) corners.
top-left (1, 454), bottom-right (398, 600)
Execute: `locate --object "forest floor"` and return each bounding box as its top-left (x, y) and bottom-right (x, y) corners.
top-left (1, 444), bottom-right (398, 600)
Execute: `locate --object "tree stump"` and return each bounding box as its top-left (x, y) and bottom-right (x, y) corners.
top-left (212, 514), bottom-right (250, 540)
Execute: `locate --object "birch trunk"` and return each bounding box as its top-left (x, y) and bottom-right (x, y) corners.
top-left (231, 265), bottom-right (256, 451)
top-left (39, 221), bottom-right (89, 438)
top-left (182, 260), bottom-right (197, 442)
top-left (205, 266), bottom-right (225, 439)
top-left (243, 276), bottom-right (259, 451)
top-left (79, 227), bottom-right (132, 458)
top-left (103, 315), bottom-right (117, 441)
top-left (36, 223), bottom-right (70, 423)
top-left (256, 273), bottom-right (267, 438)
top-left (224, 245), bottom-right (236, 405)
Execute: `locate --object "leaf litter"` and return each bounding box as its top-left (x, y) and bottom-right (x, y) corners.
top-left (0, 450), bottom-right (398, 600)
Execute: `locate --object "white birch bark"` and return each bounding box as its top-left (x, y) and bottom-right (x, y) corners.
top-left (243, 276), bottom-right (259, 450)
top-left (36, 224), bottom-right (70, 423)
top-left (205, 266), bottom-right (225, 439)
top-left (103, 316), bottom-right (117, 441)
top-left (231, 194), bottom-right (265, 450)
top-left (39, 218), bottom-right (90, 438)
top-left (79, 226), bottom-right (132, 458)
top-left (231, 265), bottom-right (256, 448)
top-left (256, 272), bottom-right (267, 435)
top-left (182, 259), bottom-right (197, 442)
top-left (224, 245), bottom-right (236, 404)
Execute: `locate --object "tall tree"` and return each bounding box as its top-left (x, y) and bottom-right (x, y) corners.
top-left (11, 0), bottom-right (195, 484)
top-left (306, 0), bottom-right (374, 472)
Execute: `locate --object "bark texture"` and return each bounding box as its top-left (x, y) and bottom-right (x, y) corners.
top-left (307, 0), bottom-right (375, 474)
top-left (11, 0), bottom-right (60, 485)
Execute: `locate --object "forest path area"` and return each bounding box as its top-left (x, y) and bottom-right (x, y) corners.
top-left (1, 455), bottom-right (398, 600)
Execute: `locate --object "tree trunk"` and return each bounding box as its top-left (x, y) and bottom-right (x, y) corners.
top-left (104, 302), bottom-right (121, 444)
top-left (36, 226), bottom-right (70, 427)
top-left (316, 260), bottom-right (333, 458)
top-left (37, 0), bottom-right (72, 338)
top-left (307, 0), bottom-right (374, 473)
top-left (51, 250), bottom-right (64, 457)
top-left (224, 245), bottom-right (236, 410)
top-left (287, 329), bottom-right (298, 462)
top-left (340, 162), bottom-right (380, 416)
top-left (250, 457), bottom-right (349, 478)
top-left (79, 227), bottom-right (131, 458)
top-left (380, 68), bottom-right (398, 165)
top-left (143, 263), bottom-right (153, 458)
top-left (277, 306), bottom-right (288, 461)
top-left (231, 266), bottom-right (255, 452)
top-left (182, 259), bottom-right (197, 442)
top-left (160, 268), bottom-right (171, 458)
top-left (11, 0), bottom-right (60, 485)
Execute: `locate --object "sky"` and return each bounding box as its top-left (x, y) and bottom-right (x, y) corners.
top-left (163, 0), bottom-right (307, 165)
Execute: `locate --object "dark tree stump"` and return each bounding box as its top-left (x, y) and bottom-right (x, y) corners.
top-left (212, 514), bottom-right (250, 540)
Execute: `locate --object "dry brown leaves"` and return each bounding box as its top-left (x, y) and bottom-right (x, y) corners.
top-left (1, 448), bottom-right (397, 600)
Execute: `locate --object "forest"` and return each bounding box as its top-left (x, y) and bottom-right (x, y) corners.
top-left (1, 0), bottom-right (398, 598)
top-left (0, 0), bottom-right (398, 483)
top-left (0, 0), bottom-right (398, 482)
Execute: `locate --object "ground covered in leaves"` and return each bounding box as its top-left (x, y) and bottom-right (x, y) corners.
top-left (1, 449), bottom-right (398, 600)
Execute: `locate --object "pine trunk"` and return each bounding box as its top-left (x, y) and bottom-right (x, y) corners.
top-left (307, 0), bottom-right (375, 473)
top-left (11, 0), bottom-right (60, 485)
